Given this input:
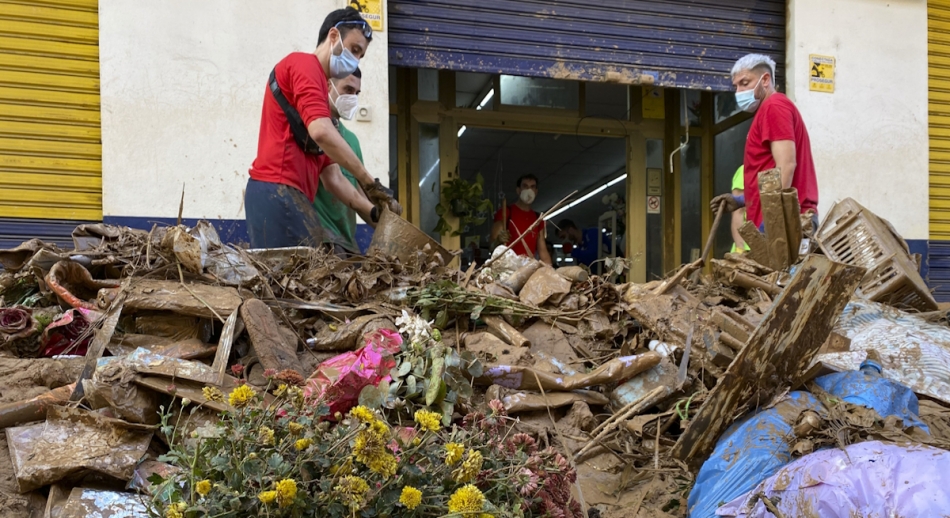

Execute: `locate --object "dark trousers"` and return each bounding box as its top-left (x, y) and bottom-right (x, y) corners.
top-left (245, 179), bottom-right (325, 248)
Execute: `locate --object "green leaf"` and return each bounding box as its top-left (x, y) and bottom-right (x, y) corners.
top-left (435, 204), bottom-right (446, 216)
top-left (441, 400), bottom-right (455, 425)
top-left (426, 352), bottom-right (446, 406)
top-left (358, 385), bottom-right (384, 409)
top-left (407, 375), bottom-right (417, 396)
top-left (267, 453), bottom-right (283, 470)
top-left (146, 473), bottom-right (165, 486)
top-left (397, 361), bottom-right (412, 377)
top-left (470, 305), bottom-right (485, 321)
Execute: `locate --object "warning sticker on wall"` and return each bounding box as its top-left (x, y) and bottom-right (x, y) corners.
top-left (350, 0), bottom-right (384, 32)
top-left (809, 54), bottom-right (835, 93)
top-left (647, 195), bottom-right (661, 214)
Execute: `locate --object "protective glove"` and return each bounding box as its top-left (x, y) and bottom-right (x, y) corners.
top-left (710, 193), bottom-right (741, 216)
top-left (496, 229), bottom-right (511, 245)
top-left (363, 179), bottom-right (403, 216)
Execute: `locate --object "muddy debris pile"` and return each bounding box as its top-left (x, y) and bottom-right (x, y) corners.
top-left (0, 202), bottom-right (948, 517)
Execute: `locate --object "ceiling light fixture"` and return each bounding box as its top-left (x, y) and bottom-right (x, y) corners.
top-left (544, 174), bottom-right (627, 221)
top-left (457, 88), bottom-right (494, 140)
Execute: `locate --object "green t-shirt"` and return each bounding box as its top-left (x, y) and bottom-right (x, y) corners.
top-left (731, 166), bottom-right (751, 253)
top-left (314, 121), bottom-right (362, 253)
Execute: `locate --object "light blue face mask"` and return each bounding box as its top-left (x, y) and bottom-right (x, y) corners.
top-left (329, 38), bottom-right (360, 80)
top-left (735, 76), bottom-right (763, 113)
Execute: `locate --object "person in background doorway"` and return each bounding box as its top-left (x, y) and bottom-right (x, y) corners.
top-left (730, 165), bottom-right (751, 254)
top-left (710, 54), bottom-right (819, 233)
top-left (313, 67), bottom-right (368, 256)
top-left (244, 7), bottom-right (400, 249)
top-left (556, 219), bottom-right (599, 268)
top-left (491, 174), bottom-right (552, 265)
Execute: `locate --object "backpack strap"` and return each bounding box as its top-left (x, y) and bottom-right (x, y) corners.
top-left (268, 68), bottom-right (324, 155)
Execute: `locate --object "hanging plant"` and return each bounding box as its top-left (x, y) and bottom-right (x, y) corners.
top-left (433, 174), bottom-right (494, 237)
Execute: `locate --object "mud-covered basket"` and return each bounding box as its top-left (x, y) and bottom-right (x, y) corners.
top-left (368, 209), bottom-right (452, 265)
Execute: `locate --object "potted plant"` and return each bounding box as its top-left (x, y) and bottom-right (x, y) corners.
top-left (433, 174), bottom-right (494, 237)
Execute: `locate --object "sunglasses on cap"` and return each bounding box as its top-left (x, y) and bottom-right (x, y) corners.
top-left (335, 20), bottom-right (373, 41)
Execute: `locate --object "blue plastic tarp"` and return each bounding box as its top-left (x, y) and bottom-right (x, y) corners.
top-left (688, 371), bottom-right (929, 518)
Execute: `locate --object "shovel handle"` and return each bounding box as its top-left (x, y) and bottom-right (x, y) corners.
top-left (701, 200), bottom-right (727, 265)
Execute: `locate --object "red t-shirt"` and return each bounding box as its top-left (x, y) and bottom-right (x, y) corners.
top-left (494, 204), bottom-right (542, 257)
top-left (743, 93), bottom-right (819, 228)
top-left (248, 52), bottom-right (334, 202)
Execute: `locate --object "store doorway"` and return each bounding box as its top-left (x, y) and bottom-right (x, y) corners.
top-left (454, 128), bottom-right (627, 271)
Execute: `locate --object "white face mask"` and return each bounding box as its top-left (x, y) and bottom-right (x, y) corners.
top-left (735, 75), bottom-right (763, 113)
top-left (330, 81), bottom-right (359, 120)
top-left (520, 189), bottom-right (536, 204)
top-left (329, 38), bottom-right (360, 80)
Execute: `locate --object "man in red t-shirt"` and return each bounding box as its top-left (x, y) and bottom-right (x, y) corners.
top-left (711, 54), bottom-right (819, 233)
top-left (490, 174), bottom-right (553, 265)
top-left (245, 7), bottom-right (401, 248)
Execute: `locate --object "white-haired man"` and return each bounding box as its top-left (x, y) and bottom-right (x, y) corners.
top-left (711, 54), bottom-right (818, 234)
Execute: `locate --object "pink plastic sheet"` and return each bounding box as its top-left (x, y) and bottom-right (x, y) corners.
top-left (716, 440), bottom-right (950, 517)
top-left (304, 329), bottom-right (402, 417)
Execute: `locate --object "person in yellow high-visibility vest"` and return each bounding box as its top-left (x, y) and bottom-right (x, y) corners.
top-left (730, 165), bottom-right (751, 254)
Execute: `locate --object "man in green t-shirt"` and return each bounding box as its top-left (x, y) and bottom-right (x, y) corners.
top-left (314, 68), bottom-right (368, 255)
top-left (730, 165), bottom-right (751, 254)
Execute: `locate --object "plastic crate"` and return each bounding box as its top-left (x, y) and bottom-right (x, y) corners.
top-left (816, 199), bottom-right (937, 312)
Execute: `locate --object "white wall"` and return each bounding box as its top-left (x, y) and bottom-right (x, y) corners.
top-left (787, 0), bottom-right (929, 240)
top-left (99, 0), bottom-right (390, 221)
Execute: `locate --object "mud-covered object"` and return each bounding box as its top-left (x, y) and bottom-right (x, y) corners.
top-left (717, 441), bottom-right (950, 517)
top-left (84, 359), bottom-right (161, 425)
top-left (7, 406), bottom-right (152, 492)
top-left (45, 260), bottom-right (120, 311)
top-left (477, 352), bottom-right (661, 392)
top-left (519, 266), bottom-right (571, 307)
top-left (60, 488), bottom-right (148, 517)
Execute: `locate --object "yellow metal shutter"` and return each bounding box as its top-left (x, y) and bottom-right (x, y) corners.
top-left (931, 1), bottom-right (950, 239)
top-left (0, 0), bottom-right (101, 221)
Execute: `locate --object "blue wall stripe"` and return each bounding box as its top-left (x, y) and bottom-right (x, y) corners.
top-left (0, 217), bottom-right (96, 250)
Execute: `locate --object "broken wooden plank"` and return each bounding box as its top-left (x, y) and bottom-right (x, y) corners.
top-left (727, 270), bottom-right (782, 296)
top-left (761, 190), bottom-right (789, 270)
top-left (738, 221), bottom-right (771, 268)
top-left (670, 255), bottom-right (865, 466)
top-left (782, 189), bottom-right (803, 264)
top-left (69, 300), bottom-right (124, 402)
top-left (123, 279), bottom-right (241, 319)
top-left (212, 309), bottom-right (240, 387)
top-left (241, 298), bottom-right (304, 375)
top-left (757, 168), bottom-right (783, 194)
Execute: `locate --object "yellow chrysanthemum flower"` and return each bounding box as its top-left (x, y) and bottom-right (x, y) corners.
top-left (353, 429), bottom-right (387, 465)
top-left (274, 383), bottom-right (289, 397)
top-left (414, 409), bottom-right (442, 432)
top-left (350, 405), bottom-right (376, 423)
top-left (164, 502), bottom-right (186, 518)
top-left (447, 484), bottom-right (485, 513)
top-left (258, 490), bottom-right (277, 505)
top-left (335, 475), bottom-right (370, 509)
top-left (295, 438), bottom-right (313, 451)
top-left (276, 478), bottom-right (297, 508)
top-left (445, 442), bottom-right (464, 465)
top-left (201, 386), bottom-right (224, 403)
top-left (399, 486), bottom-right (422, 510)
top-left (259, 426), bottom-right (275, 446)
top-left (288, 422), bottom-right (304, 435)
top-left (195, 479), bottom-right (211, 496)
top-left (371, 418), bottom-right (390, 436)
top-left (454, 449), bottom-right (484, 483)
top-left (228, 385), bottom-right (257, 407)
top-left (368, 452), bottom-right (398, 478)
